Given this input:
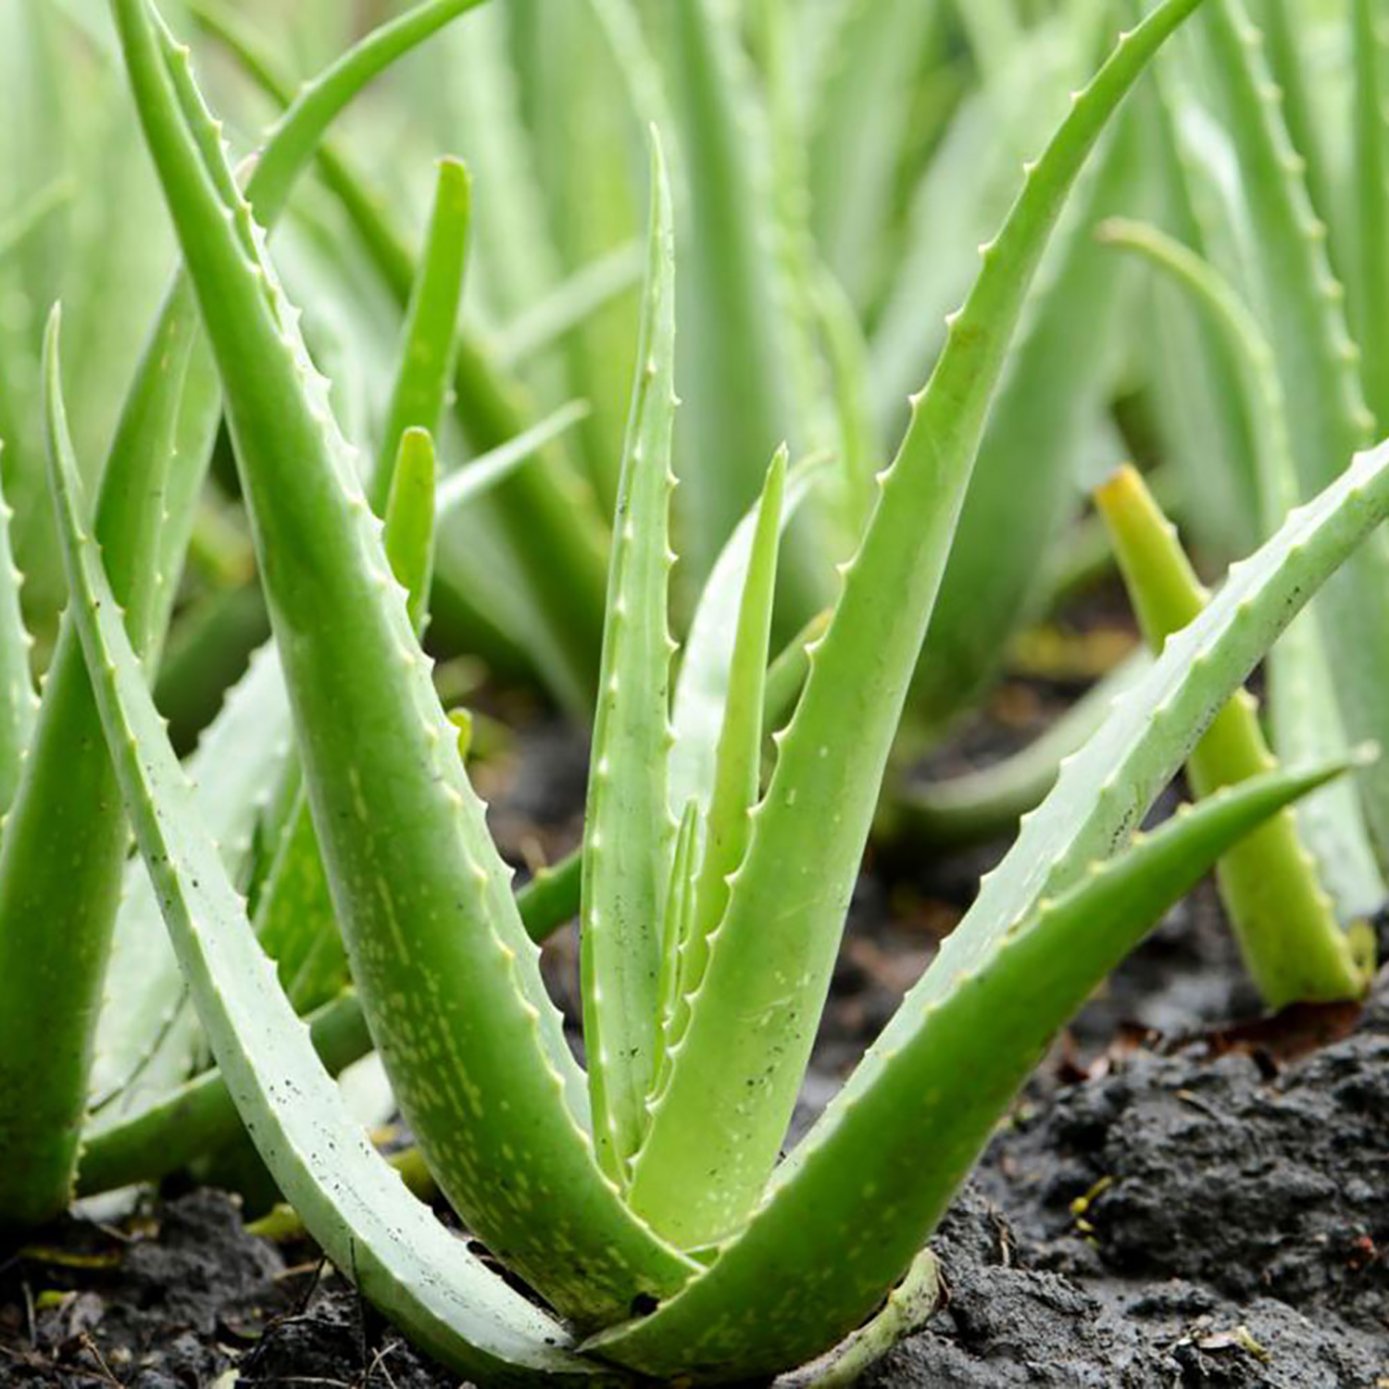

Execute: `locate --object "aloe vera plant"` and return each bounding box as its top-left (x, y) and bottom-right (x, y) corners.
top-left (40, 0), bottom-right (1389, 1378)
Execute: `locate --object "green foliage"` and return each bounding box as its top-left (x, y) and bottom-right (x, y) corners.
top-left (10, 0), bottom-right (1389, 1382)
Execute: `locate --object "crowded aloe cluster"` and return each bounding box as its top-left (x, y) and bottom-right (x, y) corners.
top-left (1, 0), bottom-right (1387, 1380)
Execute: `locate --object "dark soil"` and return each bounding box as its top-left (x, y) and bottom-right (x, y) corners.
top-left (5, 685), bottom-right (1389, 1386)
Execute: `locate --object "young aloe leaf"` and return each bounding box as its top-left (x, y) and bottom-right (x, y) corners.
top-left (1197, 0), bottom-right (1389, 860)
top-left (1352, 0), bottom-right (1389, 428)
top-left (662, 448), bottom-right (787, 1070)
top-left (112, 0), bottom-right (691, 1319)
top-left (0, 459), bottom-right (36, 814)
top-left (627, 0), bottom-right (1209, 1250)
top-left (668, 458), bottom-right (823, 820)
top-left (594, 761), bottom-right (1348, 1378)
top-left (1095, 465), bottom-right (1365, 1006)
top-left (384, 428), bottom-right (439, 633)
top-left (370, 159), bottom-right (470, 513)
top-left (44, 357), bottom-right (598, 1381)
top-left (1097, 215), bottom-right (1385, 923)
top-left (580, 131), bottom-right (678, 1182)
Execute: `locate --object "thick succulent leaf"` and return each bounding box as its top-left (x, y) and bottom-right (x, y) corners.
top-left (0, 292), bottom-right (205, 1222)
top-left (91, 643), bottom-right (295, 1117)
top-left (81, 991), bottom-right (369, 1197)
top-left (112, 0), bottom-right (691, 1320)
top-left (668, 458), bottom-right (823, 819)
top-left (1196, 0), bottom-right (1389, 858)
top-left (0, 461), bottom-right (36, 814)
top-left (1137, 58), bottom-right (1260, 558)
top-left (627, 0), bottom-right (1209, 1250)
top-left (593, 760), bottom-right (1347, 1379)
top-left (45, 370), bottom-right (598, 1383)
top-left (370, 159), bottom-right (470, 512)
top-left (1096, 465), bottom-right (1363, 1006)
top-left (580, 132), bottom-right (678, 1181)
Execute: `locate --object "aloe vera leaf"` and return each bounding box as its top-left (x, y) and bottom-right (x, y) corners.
top-left (884, 653), bottom-right (1148, 854)
top-left (113, 0), bottom-right (692, 1318)
top-left (436, 400), bottom-right (590, 517)
top-left (867, 39), bottom-right (1068, 426)
top-left (1351, 0), bottom-right (1389, 428)
top-left (627, 0), bottom-right (1207, 1250)
top-left (493, 241), bottom-right (643, 368)
top-left (664, 450), bottom-right (787, 1064)
top-left (80, 991), bottom-right (371, 1197)
top-left (45, 371), bottom-right (599, 1383)
top-left (0, 280), bottom-right (205, 1224)
top-left (1097, 216), bottom-right (1385, 920)
top-left (190, 0), bottom-right (609, 713)
top-left (0, 462), bottom-right (37, 814)
top-left (912, 91), bottom-right (1146, 728)
top-left (370, 160), bottom-right (470, 513)
top-left (595, 762), bottom-right (1347, 1378)
top-left (580, 132), bottom-right (678, 1182)
top-left (1096, 465), bottom-right (1364, 1005)
top-left (125, 808), bottom-right (584, 1164)
top-left (1197, 0), bottom-right (1389, 856)
top-left (91, 643), bottom-right (295, 1117)
top-left (384, 429), bottom-right (439, 633)
top-left (669, 460), bottom-right (824, 820)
